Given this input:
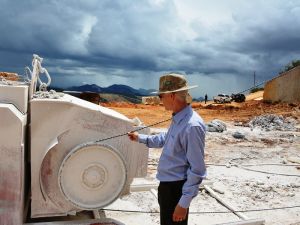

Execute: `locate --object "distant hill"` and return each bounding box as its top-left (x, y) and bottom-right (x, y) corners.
top-left (67, 84), bottom-right (102, 93)
top-left (104, 84), bottom-right (141, 96)
top-left (193, 97), bottom-right (205, 102)
top-left (48, 86), bottom-right (64, 92)
top-left (67, 84), bottom-right (154, 96)
top-left (99, 93), bottom-right (141, 104)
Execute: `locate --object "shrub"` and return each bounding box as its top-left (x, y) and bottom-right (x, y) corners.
top-left (250, 87), bottom-right (264, 93)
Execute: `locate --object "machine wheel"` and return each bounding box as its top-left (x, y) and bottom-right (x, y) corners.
top-left (58, 143), bottom-right (127, 210)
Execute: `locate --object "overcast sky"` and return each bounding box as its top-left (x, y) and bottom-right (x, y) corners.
top-left (0, 0), bottom-right (299, 98)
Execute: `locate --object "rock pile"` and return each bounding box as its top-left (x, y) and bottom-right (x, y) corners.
top-left (0, 77), bottom-right (13, 85)
top-left (33, 90), bottom-right (64, 99)
top-left (0, 72), bottom-right (19, 81)
top-left (206, 119), bottom-right (227, 132)
top-left (248, 114), bottom-right (298, 131)
top-left (232, 131), bottom-right (245, 139)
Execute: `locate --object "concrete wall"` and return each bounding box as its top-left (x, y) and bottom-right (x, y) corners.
top-left (142, 96), bottom-right (160, 105)
top-left (263, 66), bottom-right (300, 103)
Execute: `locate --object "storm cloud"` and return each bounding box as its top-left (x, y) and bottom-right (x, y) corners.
top-left (0, 0), bottom-right (299, 98)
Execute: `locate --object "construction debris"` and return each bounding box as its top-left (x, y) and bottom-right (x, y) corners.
top-left (142, 96), bottom-right (160, 105)
top-left (206, 119), bottom-right (227, 132)
top-left (232, 131), bottom-right (246, 139)
top-left (287, 157), bottom-right (300, 164)
top-left (248, 114), bottom-right (298, 131)
top-left (32, 90), bottom-right (64, 99)
top-left (0, 72), bottom-right (19, 81)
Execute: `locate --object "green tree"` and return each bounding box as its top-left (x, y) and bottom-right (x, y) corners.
top-left (250, 87), bottom-right (264, 93)
top-left (280, 60), bottom-right (300, 74)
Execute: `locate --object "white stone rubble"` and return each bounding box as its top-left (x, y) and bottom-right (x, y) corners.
top-left (206, 119), bottom-right (227, 132)
top-left (248, 114), bottom-right (298, 131)
top-left (32, 90), bottom-right (64, 99)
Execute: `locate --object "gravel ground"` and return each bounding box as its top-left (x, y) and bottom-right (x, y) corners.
top-left (104, 119), bottom-right (300, 225)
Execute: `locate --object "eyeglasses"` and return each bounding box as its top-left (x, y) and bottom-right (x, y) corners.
top-left (159, 93), bottom-right (173, 99)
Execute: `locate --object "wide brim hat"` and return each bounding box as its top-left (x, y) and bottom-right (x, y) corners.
top-left (151, 73), bottom-right (198, 94)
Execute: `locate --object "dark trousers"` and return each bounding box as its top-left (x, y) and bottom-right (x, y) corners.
top-left (158, 180), bottom-right (188, 225)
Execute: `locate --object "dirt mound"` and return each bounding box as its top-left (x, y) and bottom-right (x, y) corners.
top-left (106, 100), bottom-right (300, 128)
top-left (0, 72), bottom-right (19, 81)
top-left (102, 102), bottom-right (136, 108)
top-left (190, 102), bottom-right (204, 109)
top-left (246, 90), bottom-right (264, 101)
top-left (98, 93), bottom-right (141, 104)
top-left (203, 104), bottom-right (240, 110)
top-left (101, 102), bottom-right (162, 109)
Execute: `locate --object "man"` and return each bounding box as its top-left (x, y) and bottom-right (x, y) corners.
top-left (128, 73), bottom-right (206, 225)
top-left (205, 94), bottom-right (208, 104)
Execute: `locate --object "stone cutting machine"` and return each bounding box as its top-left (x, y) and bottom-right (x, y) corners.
top-left (0, 55), bottom-right (149, 224)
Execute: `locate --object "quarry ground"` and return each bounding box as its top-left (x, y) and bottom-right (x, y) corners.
top-left (102, 91), bottom-right (298, 128)
top-left (101, 92), bottom-right (300, 225)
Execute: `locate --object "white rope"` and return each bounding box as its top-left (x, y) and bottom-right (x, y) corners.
top-left (24, 66), bottom-right (32, 82)
top-left (29, 54), bottom-right (52, 97)
top-left (34, 55), bottom-right (51, 89)
top-left (0, 77), bottom-right (13, 85)
top-left (39, 83), bottom-right (48, 91)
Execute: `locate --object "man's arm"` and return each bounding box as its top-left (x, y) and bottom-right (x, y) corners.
top-left (128, 131), bottom-right (167, 148)
top-left (178, 125), bottom-right (206, 208)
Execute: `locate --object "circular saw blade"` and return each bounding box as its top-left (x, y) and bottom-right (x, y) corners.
top-left (58, 143), bottom-right (127, 210)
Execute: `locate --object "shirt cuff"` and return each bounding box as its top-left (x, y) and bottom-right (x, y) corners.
top-left (178, 195), bottom-right (192, 208)
top-left (138, 134), bottom-right (148, 144)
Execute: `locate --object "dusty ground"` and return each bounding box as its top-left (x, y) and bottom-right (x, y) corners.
top-left (101, 96), bottom-right (300, 225)
top-left (102, 99), bottom-right (300, 128)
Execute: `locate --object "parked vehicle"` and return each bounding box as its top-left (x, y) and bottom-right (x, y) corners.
top-left (0, 55), bottom-right (149, 225)
top-left (213, 94), bottom-right (232, 103)
top-left (231, 93), bottom-right (246, 102)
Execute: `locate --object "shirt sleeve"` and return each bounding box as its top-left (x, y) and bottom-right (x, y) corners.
top-left (178, 124), bottom-right (206, 208)
top-left (138, 132), bottom-right (167, 148)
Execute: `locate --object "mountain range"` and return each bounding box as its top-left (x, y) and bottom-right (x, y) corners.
top-left (66, 84), bottom-right (156, 97)
top-left (50, 84), bottom-right (203, 103)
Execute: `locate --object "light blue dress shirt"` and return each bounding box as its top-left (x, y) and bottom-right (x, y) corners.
top-left (138, 105), bottom-right (206, 208)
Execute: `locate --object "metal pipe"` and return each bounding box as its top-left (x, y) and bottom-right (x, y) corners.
top-left (204, 185), bottom-right (249, 220)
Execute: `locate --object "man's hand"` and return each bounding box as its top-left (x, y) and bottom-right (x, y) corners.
top-left (127, 131), bottom-right (138, 142)
top-left (173, 204), bottom-right (187, 222)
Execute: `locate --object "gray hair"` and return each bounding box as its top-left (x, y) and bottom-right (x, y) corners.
top-left (175, 90), bottom-right (192, 103)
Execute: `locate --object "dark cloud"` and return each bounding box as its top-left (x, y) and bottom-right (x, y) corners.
top-left (0, 0), bottom-right (299, 97)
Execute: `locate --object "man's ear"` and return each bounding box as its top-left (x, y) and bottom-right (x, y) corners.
top-left (171, 93), bottom-right (176, 100)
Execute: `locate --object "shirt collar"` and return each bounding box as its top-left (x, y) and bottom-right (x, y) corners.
top-left (172, 105), bottom-right (192, 124)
